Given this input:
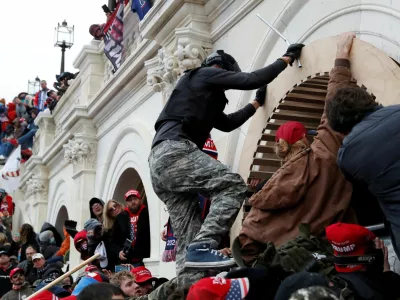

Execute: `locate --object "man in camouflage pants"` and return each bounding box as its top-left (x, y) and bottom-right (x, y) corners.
top-left (149, 46), bottom-right (304, 283)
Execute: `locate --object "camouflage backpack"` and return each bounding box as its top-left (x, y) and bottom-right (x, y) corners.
top-left (233, 224), bottom-right (335, 275)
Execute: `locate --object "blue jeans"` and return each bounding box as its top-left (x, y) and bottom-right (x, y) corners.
top-left (0, 129), bottom-right (37, 157)
top-left (18, 129), bottom-right (37, 149)
top-left (0, 142), bottom-right (14, 157)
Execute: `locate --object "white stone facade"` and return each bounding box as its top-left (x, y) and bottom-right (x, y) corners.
top-left (12, 0), bottom-right (400, 278)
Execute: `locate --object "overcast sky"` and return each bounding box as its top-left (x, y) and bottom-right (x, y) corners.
top-left (0, 0), bottom-right (106, 101)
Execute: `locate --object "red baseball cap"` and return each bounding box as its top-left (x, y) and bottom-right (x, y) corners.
top-left (131, 266), bottom-right (156, 283)
top-left (275, 121), bottom-right (307, 144)
top-left (10, 268), bottom-right (24, 278)
top-left (326, 223), bottom-right (376, 273)
top-left (187, 277), bottom-right (249, 300)
top-left (85, 265), bottom-right (99, 273)
top-left (125, 189), bottom-right (141, 200)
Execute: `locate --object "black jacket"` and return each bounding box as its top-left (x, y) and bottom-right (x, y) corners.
top-left (103, 208), bottom-right (150, 266)
top-left (337, 270), bottom-right (400, 300)
top-left (26, 262), bottom-right (63, 285)
top-left (17, 260), bottom-right (34, 279)
top-left (10, 233), bottom-right (40, 262)
top-left (0, 262), bottom-right (17, 298)
top-left (40, 243), bottom-right (60, 259)
top-left (40, 223), bottom-right (62, 247)
top-left (153, 60), bottom-right (287, 149)
top-left (337, 105), bottom-right (400, 251)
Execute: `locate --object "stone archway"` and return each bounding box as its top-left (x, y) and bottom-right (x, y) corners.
top-left (54, 205), bottom-right (69, 239)
top-left (112, 168), bottom-right (148, 206)
top-left (243, 72), bottom-right (384, 226)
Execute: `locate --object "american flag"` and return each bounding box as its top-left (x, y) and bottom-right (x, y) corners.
top-left (226, 278), bottom-right (249, 299)
top-left (103, 1), bottom-right (127, 71)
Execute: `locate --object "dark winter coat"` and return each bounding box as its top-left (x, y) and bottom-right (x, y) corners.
top-left (26, 262), bottom-right (63, 285)
top-left (40, 223), bottom-right (62, 247)
top-left (337, 104), bottom-right (400, 256)
top-left (10, 233), bottom-right (39, 262)
top-left (39, 242), bottom-right (60, 259)
top-left (0, 262), bottom-right (17, 298)
top-left (17, 260), bottom-right (34, 280)
top-left (103, 208), bottom-right (150, 267)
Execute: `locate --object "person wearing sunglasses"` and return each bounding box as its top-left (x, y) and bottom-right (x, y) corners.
top-left (2, 268), bottom-right (33, 300)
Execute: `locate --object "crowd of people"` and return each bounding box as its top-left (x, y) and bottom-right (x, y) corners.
top-left (1, 31), bottom-right (400, 300)
top-left (0, 72), bottom-right (78, 164)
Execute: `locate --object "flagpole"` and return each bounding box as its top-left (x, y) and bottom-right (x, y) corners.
top-left (26, 253), bottom-right (101, 300)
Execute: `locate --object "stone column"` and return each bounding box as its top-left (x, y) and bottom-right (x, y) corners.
top-left (73, 40), bottom-right (106, 106)
top-left (63, 120), bottom-right (97, 229)
top-left (33, 113), bottom-right (56, 157)
top-left (25, 162), bottom-right (49, 231)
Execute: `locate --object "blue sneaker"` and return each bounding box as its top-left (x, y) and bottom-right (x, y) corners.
top-left (184, 243), bottom-right (236, 269)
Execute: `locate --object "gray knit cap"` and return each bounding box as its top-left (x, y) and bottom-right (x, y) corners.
top-left (39, 230), bottom-right (54, 243)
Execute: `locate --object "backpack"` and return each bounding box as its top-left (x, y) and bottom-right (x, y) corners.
top-left (233, 224), bottom-right (359, 299)
top-left (233, 224), bottom-right (335, 274)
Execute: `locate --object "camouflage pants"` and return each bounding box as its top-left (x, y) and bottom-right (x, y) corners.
top-left (149, 140), bottom-right (247, 282)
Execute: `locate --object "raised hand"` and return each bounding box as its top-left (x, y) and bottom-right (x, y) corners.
top-left (337, 32), bottom-right (356, 59)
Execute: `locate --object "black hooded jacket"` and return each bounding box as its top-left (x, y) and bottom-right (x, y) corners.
top-left (40, 223), bottom-right (62, 247)
top-left (152, 59), bottom-right (287, 149)
top-left (0, 262), bottom-right (17, 298)
top-left (89, 198), bottom-right (105, 221)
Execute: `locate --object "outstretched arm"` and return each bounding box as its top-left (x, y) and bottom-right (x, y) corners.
top-left (325, 33), bottom-right (355, 107)
top-left (202, 43), bottom-right (304, 90)
top-left (214, 87), bottom-right (266, 132)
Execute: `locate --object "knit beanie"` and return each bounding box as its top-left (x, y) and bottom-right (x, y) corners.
top-left (84, 219), bottom-right (102, 244)
top-left (39, 230), bottom-right (55, 244)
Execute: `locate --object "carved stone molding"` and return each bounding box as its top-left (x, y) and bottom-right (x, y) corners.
top-left (26, 178), bottom-right (48, 199)
top-left (146, 43), bottom-right (209, 101)
top-left (175, 43), bottom-right (208, 72)
top-left (63, 139), bottom-right (97, 170)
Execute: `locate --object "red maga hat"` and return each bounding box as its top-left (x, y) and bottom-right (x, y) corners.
top-left (124, 189), bottom-right (141, 200)
top-left (326, 223), bottom-right (376, 273)
top-left (131, 266), bottom-right (156, 283)
top-left (10, 268), bottom-right (24, 278)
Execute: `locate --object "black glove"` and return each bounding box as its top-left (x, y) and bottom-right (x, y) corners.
top-left (255, 86), bottom-right (267, 106)
top-left (283, 43), bottom-right (305, 66)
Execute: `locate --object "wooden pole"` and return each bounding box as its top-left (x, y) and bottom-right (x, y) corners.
top-left (26, 253), bottom-right (101, 300)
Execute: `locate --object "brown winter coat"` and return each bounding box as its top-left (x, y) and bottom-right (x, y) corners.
top-left (240, 60), bottom-right (357, 256)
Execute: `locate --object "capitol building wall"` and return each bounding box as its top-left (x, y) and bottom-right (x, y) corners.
top-left (12, 0), bottom-right (400, 278)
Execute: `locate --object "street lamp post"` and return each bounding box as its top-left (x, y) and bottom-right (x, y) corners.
top-left (27, 76), bottom-right (41, 96)
top-left (54, 20), bottom-right (74, 74)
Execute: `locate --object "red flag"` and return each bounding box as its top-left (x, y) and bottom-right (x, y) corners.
top-left (30, 290), bottom-right (59, 300)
